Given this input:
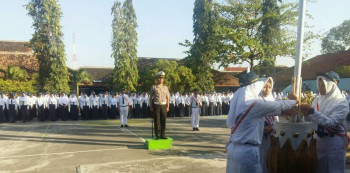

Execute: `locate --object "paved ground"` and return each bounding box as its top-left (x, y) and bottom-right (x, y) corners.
top-left (0, 116), bottom-right (229, 173)
top-left (1, 116), bottom-right (350, 173)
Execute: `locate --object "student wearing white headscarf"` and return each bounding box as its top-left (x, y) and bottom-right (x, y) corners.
top-left (300, 71), bottom-right (349, 173)
top-left (226, 72), bottom-right (298, 173)
top-left (258, 77), bottom-right (279, 173)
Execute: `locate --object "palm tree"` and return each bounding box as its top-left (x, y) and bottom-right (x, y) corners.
top-left (0, 66), bottom-right (28, 81)
top-left (69, 68), bottom-right (93, 95)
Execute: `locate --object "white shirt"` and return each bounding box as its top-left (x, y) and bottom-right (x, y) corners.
top-left (36, 96), bottom-right (47, 108)
top-left (117, 94), bottom-right (130, 107)
top-left (80, 97), bottom-right (90, 109)
top-left (69, 96), bottom-right (79, 107)
top-left (7, 98), bottom-right (18, 111)
top-left (47, 96), bottom-right (58, 109)
top-left (90, 95), bottom-right (99, 107)
top-left (59, 95), bottom-right (69, 105)
top-left (99, 96), bottom-right (109, 107)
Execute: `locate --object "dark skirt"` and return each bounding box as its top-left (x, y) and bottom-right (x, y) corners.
top-left (110, 105), bottom-right (118, 119)
top-left (70, 105), bottom-right (79, 120)
top-left (0, 105), bottom-right (5, 123)
top-left (48, 104), bottom-right (57, 121)
top-left (101, 104), bottom-right (108, 119)
top-left (82, 106), bottom-right (90, 120)
top-left (201, 102), bottom-right (208, 116)
top-left (59, 105), bottom-right (69, 121)
top-left (134, 104), bottom-right (141, 118)
top-left (38, 105), bottom-right (46, 121)
top-left (178, 103), bottom-right (185, 117)
top-left (8, 104), bottom-right (17, 123)
top-left (91, 106), bottom-right (98, 120)
top-left (142, 103), bottom-right (148, 118)
top-left (21, 105), bottom-right (29, 122)
top-left (168, 103), bottom-right (175, 118)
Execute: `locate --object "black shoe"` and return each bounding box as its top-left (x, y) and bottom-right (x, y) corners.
top-left (160, 135), bottom-right (168, 139)
top-left (196, 128), bottom-right (199, 131)
top-left (121, 125), bottom-right (124, 128)
top-left (155, 135), bottom-right (160, 140)
top-left (193, 128), bottom-right (196, 131)
top-left (124, 124), bottom-right (129, 127)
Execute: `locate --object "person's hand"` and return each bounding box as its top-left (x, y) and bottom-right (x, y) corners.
top-left (300, 103), bottom-right (312, 116)
top-left (288, 93), bottom-right (298, 101)
top-left (264, 125), bottom-right (273, 134)
top-left (284, 106), bottom-right (298, 116)
top-left (166, 107), bottom-right (169, 112)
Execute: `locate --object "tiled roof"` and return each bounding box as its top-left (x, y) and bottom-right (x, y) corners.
top-left (224, 67), bottom-right (247, 72)
top-left (274, 50), bottom-right (350, 89)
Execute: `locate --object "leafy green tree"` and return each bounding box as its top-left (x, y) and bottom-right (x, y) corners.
top-left (69, 68), bottom-right (93, 95)
top-left (216, 0), bottom-right (316, 72)
top-left (26, 0), bottom-right (70, 93)
top-left (0, 66), bottom-right (28, 81)
top-left (336, 66), bottom-right (350, 78)
top-left (111, 0), bottom-right (139, 92)
top-left (0, 79), bottom-right (36, 93)
top-left (138, 60), bottom-right (197, 93)
top-left (181, 0), bottom-right (218, 92)
top-left (321, 19), bottom-right (350, 54)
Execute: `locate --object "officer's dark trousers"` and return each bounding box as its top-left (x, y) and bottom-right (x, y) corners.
top-left (154, 105), bottom-right (167, 137)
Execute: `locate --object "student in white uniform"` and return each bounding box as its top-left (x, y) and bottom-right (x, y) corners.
top-left (36, 93), bottom-right (47, 121)
top-left (90, 92), bottom-right (99, 120)
top-left (47, 93), bottom-right (58, 121)
top-left (0, 93), bottom-right (6, 123)
top-left (259, 77), bottom-right (279, 173)
top-left (80, 93), bottom-right (90, 120)
top-left (19, 93), bottom-right (30, 122)
top-left (59, 93), bottom-right (69, 120)
top-left (110, 93), bottom-right (119, 119)
top-left (7, 93), bottom-right (18, 123)
top-left (118, 88), bottom-right (130, 127)
top-left (190, 89), bottom-right (202, 131)
top-left (69, 93), bottom-right (79, 120)
top-left (226, 72), bottom-right (298, 173)
top-left (300, 71), bottom-right (349, 173)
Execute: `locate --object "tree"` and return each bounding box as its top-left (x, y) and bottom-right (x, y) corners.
top-left (0, 66), bottom-right (28, 81)
top-left (111, 0), bottom-right (139, 92)
top-left (336, 66), bottom-right (350, 78)
top-left (69, 68), bottom-right (93, 95)
top-left (26, 0), bottom-right (70, 93)
top-left (321, 19), bottom-right (350, 54)
top-left (181, 0), bottom-right (219, 92)
top-left (138, 60), bottom-right (197, 93)
top-left (216, 0), bottom-right (316, 72)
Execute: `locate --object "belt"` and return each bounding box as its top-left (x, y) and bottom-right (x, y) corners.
top-left (120, 105), bottom-right (128, 107)
top-left (243, 142), bottom-right (259, 146)
top-left (154, 101), bottom-right (166, 105)
top-left (192, 107), bottom-right (199, 108)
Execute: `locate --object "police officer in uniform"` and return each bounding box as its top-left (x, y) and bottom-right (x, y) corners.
top-left (150, 71), bottom-right (170, 139)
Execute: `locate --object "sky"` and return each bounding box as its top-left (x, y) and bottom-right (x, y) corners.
top-left (0, 0), bottom-right (350, 69)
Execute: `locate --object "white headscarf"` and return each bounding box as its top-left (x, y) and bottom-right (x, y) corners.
top-left (227, 80), bottom-right (265, 129)
top-left (260, 77), bottom-right (274, 101)
top-left (313, 76), bottom-right (346, 116)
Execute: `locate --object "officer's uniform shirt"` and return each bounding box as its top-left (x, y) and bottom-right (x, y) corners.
top-left (80, 96), bottom-right (90, 109)
top-left (150, 85), bottom-right (169, 105)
